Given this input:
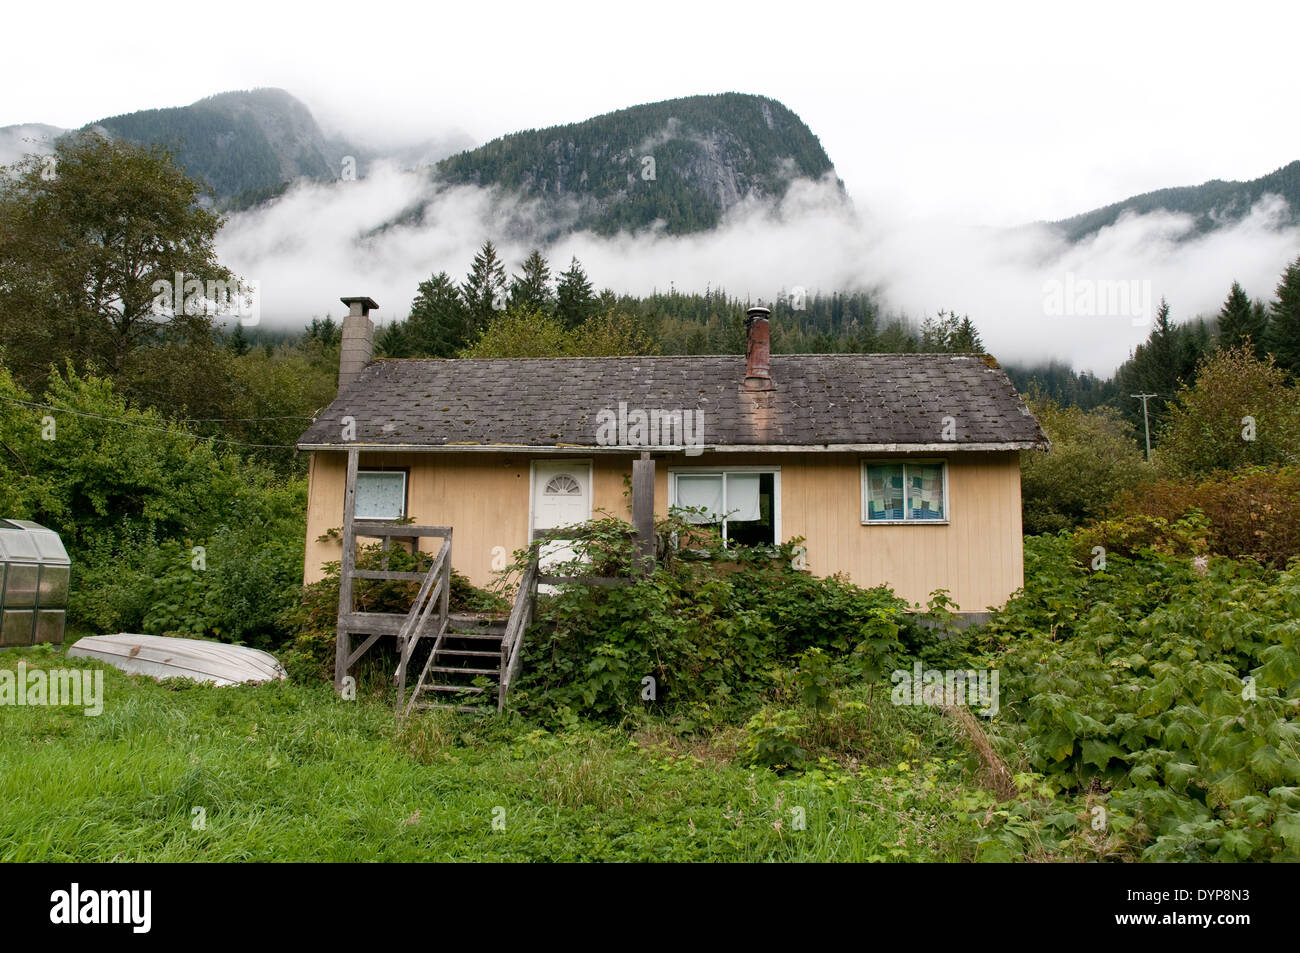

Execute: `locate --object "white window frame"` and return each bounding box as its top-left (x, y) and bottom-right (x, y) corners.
top-left (355, 469), bottom-right (408, 521)
top-left (860, 459), bottom-right (950, 525)
top-left (667, 466), bottom-right (781, 546)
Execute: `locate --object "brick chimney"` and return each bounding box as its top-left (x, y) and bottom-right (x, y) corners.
top-left (338, 296), bottom-right (377, 391)
top-left (743, 306), bottom-right (774, 391)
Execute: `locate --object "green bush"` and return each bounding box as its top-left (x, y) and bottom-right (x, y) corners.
top-left (1156, 346), bottom-right (1300, 478)
top-left (1098, 466), bottom-right (1300, 568)
top-left (278, 543), bottom-right (507, 682)
top-left (980, 534), bottom-right (1300, 861)
top-left (507, 515), bottom-right (924, 726)
top-left (1019, 393), bottom-right (1152, 534)
top-left (0, 363), bottom-right (313, 644)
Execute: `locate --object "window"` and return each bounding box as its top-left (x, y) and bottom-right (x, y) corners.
top-left (543, 474), bottom-right (582, 496)
top-left (670, 470), bottom-right (778, 546)
top-left (355, 470), bottom-right (407, 520)
top-left (862, 461), bottom-right (947, 523)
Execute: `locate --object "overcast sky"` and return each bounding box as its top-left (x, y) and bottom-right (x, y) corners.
top-left (7, 0), bottom-right (1297, 225)
top-left (5, 0), bottom-right (1300, 372)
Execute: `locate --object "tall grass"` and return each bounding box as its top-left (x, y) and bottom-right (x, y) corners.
top-left (0, 645), bottom-right (991, 862)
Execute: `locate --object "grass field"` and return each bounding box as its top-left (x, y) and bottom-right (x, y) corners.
top-left (0, 644), bottom-right (1001, 862)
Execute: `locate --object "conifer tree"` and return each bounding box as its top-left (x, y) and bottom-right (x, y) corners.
top-left (227, 323), bottom-right (251, 355)
top-left (1216, 281), bottom-right (1268, 356)
top-left (1266, 255), bottom-right (1300, 376)
top-left (374, 320), bottom-right (410, 358)
top-left (555, 256), bottom-right (597, 329)
top-left (460, 240), bottom-right (507, 333)
top-left (508, 249), bottom-right (554, 313)
top-left (407, 271), bottom-right (470, 357)
top-left (952, 315), bottom-right (984, 353)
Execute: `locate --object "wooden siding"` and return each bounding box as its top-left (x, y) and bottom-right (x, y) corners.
top-left (302, 449), bottom-right (1024, 611)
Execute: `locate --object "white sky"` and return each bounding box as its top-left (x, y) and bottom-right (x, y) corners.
top-left (8, 0), bottom-right (1299, 225)
top-left (5, 0), bottom-right (1300, 372)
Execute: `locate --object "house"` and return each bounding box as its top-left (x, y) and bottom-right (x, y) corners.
top-left (297, 296), bottom-right (1049, 625)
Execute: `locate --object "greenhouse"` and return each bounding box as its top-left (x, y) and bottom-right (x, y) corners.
top-left (0, 519), bottom-right (70, 647)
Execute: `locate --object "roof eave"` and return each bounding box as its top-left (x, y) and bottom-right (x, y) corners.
top-left (295, 440), bottom-right (1049, 454)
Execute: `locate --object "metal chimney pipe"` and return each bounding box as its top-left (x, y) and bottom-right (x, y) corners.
top-left (743, 306), bottom-right (774, 391)
top-left (338, 295), bottom-right (377, 392)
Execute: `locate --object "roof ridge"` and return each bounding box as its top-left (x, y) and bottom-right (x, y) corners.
top-left (369, 352), bottom-right (986, 363)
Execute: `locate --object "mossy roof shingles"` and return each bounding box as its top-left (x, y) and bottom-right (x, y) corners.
top-left (297, 354), bottom-right (1048, 450)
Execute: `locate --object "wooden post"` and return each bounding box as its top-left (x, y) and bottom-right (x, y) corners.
top-left (335, 448), bottom-right (359, 693)
top-left (439, 531), bottom-right (451, 624)
top-left (632, 452), bottom-right (655, 573)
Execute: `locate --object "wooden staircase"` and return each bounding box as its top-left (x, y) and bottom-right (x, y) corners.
top-left (403, 612), bottom-right (507, 713)
top-left (333, 446), bottom-right (635, 717)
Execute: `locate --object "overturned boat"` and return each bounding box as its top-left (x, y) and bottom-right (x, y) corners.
top-left (67, 633), bottom-right (287, 686)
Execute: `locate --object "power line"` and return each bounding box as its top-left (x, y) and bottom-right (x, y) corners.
top-left (178, 414), bottom-right (315, 422)
top-left (0, 395), bottom-right (301, 450)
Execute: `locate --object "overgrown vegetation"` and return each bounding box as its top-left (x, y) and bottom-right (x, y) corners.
top-left (495, 514), bottom-right (944, 729)
top-left (973, 535), bottom-right (1300, 861)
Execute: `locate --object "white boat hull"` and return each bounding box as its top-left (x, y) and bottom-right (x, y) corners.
top-left (67, 633), bottom-right (287, 686)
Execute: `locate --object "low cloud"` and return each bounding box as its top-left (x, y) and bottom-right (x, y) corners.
top-left (216, 163), bottom-right (1300, 376)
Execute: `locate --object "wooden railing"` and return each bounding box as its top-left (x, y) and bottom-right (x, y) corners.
top-left (394, 535), bottom-right (452, 713)
top-left (495, 526), bottom-right (639, 713)
top-left (497, 552), bottom-right (539, 713)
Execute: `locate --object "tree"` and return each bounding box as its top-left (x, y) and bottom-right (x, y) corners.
top-left (1019, 393), bottom-right (1151, 534)
top-left (1216, 281), bottom-right (1267, 356)
top-left (460, 308), bottom-right (570, 358)
top-left (0, 131), bottom-right (230, 390)
top-left (460, 240), bottom-right (507, 334)
top-left (304, 316), bottom-right (341, 349)
top-left (508, 249), bottom-right (554, 314)
top-left (460, 307), bottom-right (654, 358)
top-left (406, 271), bottom-right (470, 357)
top-left (227, 324), bottom-right (251, 355)
top-left (1111, 297), bottom-right (1199, 436)
top-left (555, 257), bottom-right (597, 328)
top-left (1157, 346), bottom-right (1300, 477)
top-left (919, 310), bottom-right (983, 353)
top-left (1266, 255), bottom-right (1300, 376)
top-left (952, 315), bottom-right (984, 353)
top-left (374, 320), bottom-right (409, 358)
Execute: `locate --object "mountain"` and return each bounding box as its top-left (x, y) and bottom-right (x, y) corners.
top-left (1052, 159), bottom-right (1300, 242)
top-left (86, 88), bottom-right (354, 204)
top-left (432, 93), bottom-right (840, 235)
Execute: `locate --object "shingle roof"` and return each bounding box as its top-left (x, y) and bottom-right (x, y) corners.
top-left (297, 354), bottom-right (1048, 451)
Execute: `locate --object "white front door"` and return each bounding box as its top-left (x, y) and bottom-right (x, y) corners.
top-left (531, 461), bottom-right (592, 576)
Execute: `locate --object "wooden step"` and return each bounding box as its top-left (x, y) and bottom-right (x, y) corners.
top-left (442, 630), bottom-right (506, 641)
top-left (435, 648), bottom-right (500, 658)
top-left (420, 684), bottom-right (486, 694)
top-left (426, 666), bottom-right (499, 677)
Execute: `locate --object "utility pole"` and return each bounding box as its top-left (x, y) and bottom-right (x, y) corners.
top-left (1132, 394), bottom-right (1157, 462)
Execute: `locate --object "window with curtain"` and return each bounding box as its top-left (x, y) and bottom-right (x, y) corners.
top-left (863, 462), bottom-right (946, 522)
top-left (672, 471), bottom-right (775, 545)
top-left (355, 470), bottom-right (407, 520)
